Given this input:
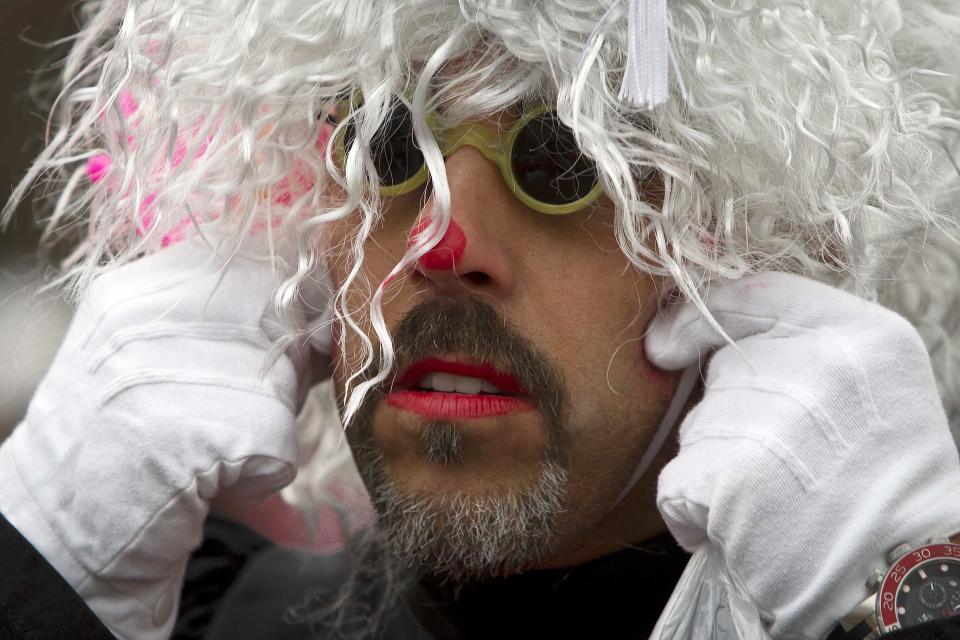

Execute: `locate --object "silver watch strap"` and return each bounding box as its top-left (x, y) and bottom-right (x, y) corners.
top-left (828, 593), bottom-right (881, 640)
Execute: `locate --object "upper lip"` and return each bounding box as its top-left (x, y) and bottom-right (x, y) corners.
top-left (395, 357), bottom-right (528, 396)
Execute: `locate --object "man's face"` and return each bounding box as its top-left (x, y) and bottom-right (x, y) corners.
top-left (326, 110), bottom-right (681, 580)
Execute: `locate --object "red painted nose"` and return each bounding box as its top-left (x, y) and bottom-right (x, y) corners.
top-left (408, 216), bottom-right (467, 271)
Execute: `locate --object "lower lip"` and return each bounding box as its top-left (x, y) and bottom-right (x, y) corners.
top-left (386, 390), bottom-right (534, 420)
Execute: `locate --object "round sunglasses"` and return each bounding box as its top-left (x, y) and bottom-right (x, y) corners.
top-left (332, 97), bottom-right (602, 215)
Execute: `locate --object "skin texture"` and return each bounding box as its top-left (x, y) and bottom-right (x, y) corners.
top-left (325, 109), bottom-right (685, 572)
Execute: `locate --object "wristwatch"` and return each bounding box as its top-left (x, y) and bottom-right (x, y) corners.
top-left (828, 537), bottom-right (960, 639)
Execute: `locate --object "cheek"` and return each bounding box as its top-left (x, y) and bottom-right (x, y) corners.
top-left (546, 273), bottom-right (680, 439)
top-left (559, 338), bottom-right (682, 508)
top-left (636, 338), bottom-right (683, 396)
top-left (325, 197), bottom-right (424, 289)
top-left (329, 319), bottom-right (348, 387)
top-left (328, 292), bottom-right (377, 384)
top-left (323, 218), bottom-right (353, 291)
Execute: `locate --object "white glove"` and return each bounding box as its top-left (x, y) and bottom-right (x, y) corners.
top-left (0, 232), bottom-right (331, 640)
top-left (646, 272), bottom-right (960, 640)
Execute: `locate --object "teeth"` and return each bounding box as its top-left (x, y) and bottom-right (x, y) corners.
top-left (416, 372), bottom-right (505, 395)
top-left (433, 372), bottom-right (456, 392)
top-left (455, 375), bottom-right (483, 395)
top-left (418, 373), bottom-right (436, 391)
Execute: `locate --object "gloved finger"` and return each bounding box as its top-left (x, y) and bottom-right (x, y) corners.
top-left (81, 231), bottom-right (284, 349)
top-left (260, 266), bottom-right (334, 410)
top-left (216, 455), bottom-right (299, 505)
top-left (656, 424), bottom-right (778, 553)
top-left (644, 272), bottom-right (873, 370)
top-left (301, 268), bottom-right (334, 356)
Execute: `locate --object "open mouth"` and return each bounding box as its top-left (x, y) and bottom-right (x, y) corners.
top-left (396, 357), bottom-right (528, 396)
top-left (387, 357), bottom-right (534, 419)
top-left (411, 371), bottom-right (508, 395)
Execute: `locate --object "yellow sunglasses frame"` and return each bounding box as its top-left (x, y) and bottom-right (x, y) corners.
top-left (332, 98), bottom-right (603, 215)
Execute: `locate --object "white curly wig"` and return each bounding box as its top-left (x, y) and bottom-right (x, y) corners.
top-left (4, 0), bottom-right (960, 441)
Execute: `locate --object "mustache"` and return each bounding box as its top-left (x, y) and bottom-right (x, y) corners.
top-left (386, 297), bottom-right (566, 427)
top-left (343, 297), bottom-right (570, 467)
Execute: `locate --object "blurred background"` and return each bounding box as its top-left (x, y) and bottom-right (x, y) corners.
top-left (0, 3), bottom-right (76, 439)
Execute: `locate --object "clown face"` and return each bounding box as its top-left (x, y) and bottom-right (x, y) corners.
top-left (326, 107), bottom-right (684, 580)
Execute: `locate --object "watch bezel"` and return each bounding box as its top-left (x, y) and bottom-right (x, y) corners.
top-left (875, 542), bottom-right (960, 632)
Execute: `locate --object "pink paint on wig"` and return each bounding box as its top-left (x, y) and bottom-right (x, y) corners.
top-left (271, 160), bottom-right (317, 207)
top-left (170, 134), bottom-right (212, 169)
top-left (160, 215), bottom-right (196, 247)
top-left (119, 90), bottom-right (139, 118)
top-left (137, 195), bottom-right (158, 236)
top-left (317, 122), bottom-right (333, 153)
top-left (171, 138), bottom-right (188, 168)
top-left (98, 93), bottom-right (335, 251)
top-left (86, 154), bottom-right (113, 183)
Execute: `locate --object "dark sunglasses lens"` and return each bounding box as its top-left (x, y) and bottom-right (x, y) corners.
top-left (343, 99), bottom-right (424, 187)
top-left (511, 112), bottom-right (598, 206)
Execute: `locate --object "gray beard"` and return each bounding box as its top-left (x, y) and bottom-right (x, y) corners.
top-left (362, 444), bottom-right (568, 582)
top-left (419, 421), bottom-right (465, 466)
top-left (283, 454), bottom-right (568, 640)
top-left (342, 297), bottom-right (572, 582)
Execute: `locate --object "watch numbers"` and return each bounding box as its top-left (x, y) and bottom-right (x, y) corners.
top-left (913, 548), bottom-right (933, 562)
top-left (878, 544), bottom-right (960, 632)
top-left (894, 556), bottom-right (960, 626)
top-left (882, 590), bottom-right (895, 612)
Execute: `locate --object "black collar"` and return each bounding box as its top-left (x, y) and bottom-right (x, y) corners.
top-left (403, 533), bottom-right (690, 639)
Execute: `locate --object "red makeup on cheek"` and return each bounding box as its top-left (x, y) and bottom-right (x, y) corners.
top-left (638, 340), bottom-right (682, 394)
top-left (408, 217), bottom-right (467, 271)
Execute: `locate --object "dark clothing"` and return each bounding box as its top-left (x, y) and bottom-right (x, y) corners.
top-left (179, 518), bottom-right (691, 639)
top-left (0, 515), bottom-right (114, 640)
top-left (2, 512), bottom-right (959, 640)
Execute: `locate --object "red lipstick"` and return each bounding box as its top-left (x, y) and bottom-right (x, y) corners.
top-left (387, 357), bottom-right (534, 420)
top-left (387, 391), bottom-right (533, 419)
top-left (396, 357), bottom-right (528, 395)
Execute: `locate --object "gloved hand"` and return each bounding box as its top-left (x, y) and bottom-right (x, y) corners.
top-left (0, 230), bottom-right (331, 640)
top-left (646, 272), bottom-right (960, 640)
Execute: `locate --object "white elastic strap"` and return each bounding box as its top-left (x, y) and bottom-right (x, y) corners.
top-left (581, 0), bottom-right (686, 110)
top-left (619, 0), bottom-right (673, 108)
top-left (614, 363), bottom-right (701, 505)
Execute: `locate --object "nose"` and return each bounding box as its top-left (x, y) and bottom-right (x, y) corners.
top-left (407, 146), bottom-right (516, 297)
top-left (408, 216), bottom-right (467, 272)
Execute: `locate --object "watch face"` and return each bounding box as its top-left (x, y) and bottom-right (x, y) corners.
top-left (877, 543), bottom-right (960, 631)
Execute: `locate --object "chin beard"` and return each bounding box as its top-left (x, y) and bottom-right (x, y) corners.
top-left (418, 420), bottom-right (466, 466)
top-left (340, 297), bottom-right (572, 582)
top-left (360, 445), bottom-right (568, 582)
